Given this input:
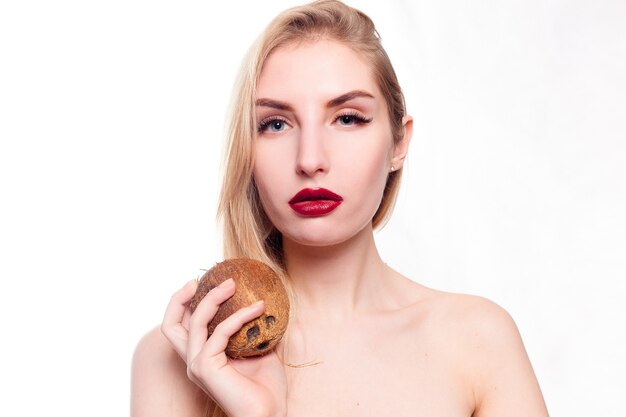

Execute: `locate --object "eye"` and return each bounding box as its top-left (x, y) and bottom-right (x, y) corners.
top-left (258, 117), bottom-right (290, 133)
top-left (335, 111), bottom-right (372, 127)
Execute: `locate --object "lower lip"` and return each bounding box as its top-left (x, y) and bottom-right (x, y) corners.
top-left (289, 200), bottom-right (342, 216)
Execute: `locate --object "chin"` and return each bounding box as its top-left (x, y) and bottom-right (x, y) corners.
top-left (290, 235), bottom-right (346, 248)
top-left (281, 220), bottom-right (371, 249)
top-left (266, 203), bottom-right (378, 249)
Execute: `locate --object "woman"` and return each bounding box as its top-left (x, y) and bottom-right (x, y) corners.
top-left (131, 1), bottom-right (549, 416)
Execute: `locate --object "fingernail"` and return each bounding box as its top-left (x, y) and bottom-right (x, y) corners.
top-left (250, 300), bottom-right (264, 309)
top-left (219, 278), bottom-right (235, 288)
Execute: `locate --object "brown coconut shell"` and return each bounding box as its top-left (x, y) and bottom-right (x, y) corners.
top-left (190, 258), bottom-right (290, 359)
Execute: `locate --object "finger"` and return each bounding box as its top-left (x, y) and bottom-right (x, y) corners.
top-left (187, 278), bottom-right (237, 360)
top-left (201, 300), bottom-right (265, 359)
top-left (162, 279), bottom-right (197, 328)
top-left (182, 306), bottom-right (192, 331)
top-left (161, 280), bottom-right (197, 355)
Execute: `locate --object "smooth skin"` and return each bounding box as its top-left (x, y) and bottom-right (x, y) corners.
top-left (131, 40), bottom-right (549, 417)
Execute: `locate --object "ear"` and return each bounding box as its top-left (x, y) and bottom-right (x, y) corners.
top-left (390, 115), bottom-right (413, 171)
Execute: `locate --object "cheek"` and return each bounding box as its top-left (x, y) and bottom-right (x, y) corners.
top-left (356, 155), bottom-right (390, 209)
top-left (331, 139), bottom-right (393, 230)
top-left (339, 136), bottom-right (392, 188)
top-left (252, 145), bottom-right (289, 216)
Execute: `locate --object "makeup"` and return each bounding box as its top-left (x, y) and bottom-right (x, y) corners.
top-left (288, 188), bottom-right (343, 216)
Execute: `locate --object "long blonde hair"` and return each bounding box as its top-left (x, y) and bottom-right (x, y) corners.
top-left (210, 1), bottom-right (407, 415)
top-left (219, 0), bottom-right (406, 270)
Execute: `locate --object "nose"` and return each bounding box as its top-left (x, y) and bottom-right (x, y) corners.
top-left (295, 123), bottom-right (329, 177)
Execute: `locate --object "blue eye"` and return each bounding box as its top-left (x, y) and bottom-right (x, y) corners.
top-left (270, 120), bottom-right (285, 131)
top-left (258, 118), bottom-right (289, 133)
top-left (339, 115), bottom-right (355, 125)
top-left (335, 112), bottom-right (372, 126)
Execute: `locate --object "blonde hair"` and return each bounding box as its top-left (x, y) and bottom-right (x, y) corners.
top-left (219, 0), bottom-right (407, 268)
top-left (210, 2), bottom-right (406, 414)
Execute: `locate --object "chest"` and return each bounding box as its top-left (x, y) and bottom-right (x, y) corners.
top-left (282, 322), bottom-right (474, 417)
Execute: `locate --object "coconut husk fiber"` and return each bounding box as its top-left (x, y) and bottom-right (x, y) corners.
top-left (190, 258), bottom-right (290, 359)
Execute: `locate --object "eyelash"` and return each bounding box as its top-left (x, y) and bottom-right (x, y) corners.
top-left (257, 111), bottom-right (372, 133)
top-left (257, 116), bottom-right (289, 133)
top-left (334, 111), bottom-right (372, 126)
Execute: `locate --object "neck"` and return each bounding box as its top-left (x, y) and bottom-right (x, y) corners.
top-left (283, 224), bottom-right (389, 321)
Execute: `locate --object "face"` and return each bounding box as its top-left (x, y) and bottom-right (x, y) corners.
top-left (253, 39), bottom-right (409, 247)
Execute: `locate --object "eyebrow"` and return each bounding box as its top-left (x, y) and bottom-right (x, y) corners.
top-left (255, 90), bottom-right (375, 111)
top-left (326, 90), bottom-right (375, 108)
top-left (255, 98), bottom-right (293, 112)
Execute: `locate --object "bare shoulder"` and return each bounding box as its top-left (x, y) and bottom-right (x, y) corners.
top-left (411, 288), bottom-right (528, 370)
top-left (411, 287), bottom-right (549, 417)
top-left (395, 277), bottom-right (520, 339)
top-left (433, 291), bottom-right (520, 340)
top-left (131, 326), bottom-right (210, 417)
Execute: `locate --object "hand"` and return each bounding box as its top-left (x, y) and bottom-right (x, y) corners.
top-left (161, 279), bottom-right (288, 417)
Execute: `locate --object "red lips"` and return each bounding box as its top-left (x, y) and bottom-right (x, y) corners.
top-left (288, 188), bottom-right (343, 216)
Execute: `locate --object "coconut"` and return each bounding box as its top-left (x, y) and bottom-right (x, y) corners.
top-left (190, 258), bottom-right (289, 359)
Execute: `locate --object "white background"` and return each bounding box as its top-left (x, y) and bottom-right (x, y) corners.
top-left (1, 1), bottom-right (624, 416)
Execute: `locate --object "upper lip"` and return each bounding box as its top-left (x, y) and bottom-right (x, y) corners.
top-left (288, 188), bottom-right (343, 204)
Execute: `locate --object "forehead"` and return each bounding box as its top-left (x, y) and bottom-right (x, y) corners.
top-left (256, 39), bottom-right (380, 102)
